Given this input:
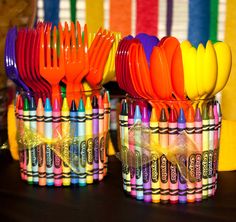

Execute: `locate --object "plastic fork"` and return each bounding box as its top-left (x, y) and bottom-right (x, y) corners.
top-left (64, 21), bottom-right (88, 106)
top-left (40, 23), bottom-right (65, 105)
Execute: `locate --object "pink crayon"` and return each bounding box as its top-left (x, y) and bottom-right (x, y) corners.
top-left (53, 98), bottom-right (63, 186)
top-left (194, 107), bottom-right (203, 202)
top-left (168, 108), bottom-right (178, 204)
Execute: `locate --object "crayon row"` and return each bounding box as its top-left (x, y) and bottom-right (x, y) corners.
top-left (15, 90), bottom-right (111, 187)
top-left (119, 99), bottom-right (221, 204)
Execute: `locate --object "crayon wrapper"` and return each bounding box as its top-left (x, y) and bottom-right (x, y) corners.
top-left (117, 122), bottom-right (200, 182)
top-left (16, 124), bottom-right (106, 175)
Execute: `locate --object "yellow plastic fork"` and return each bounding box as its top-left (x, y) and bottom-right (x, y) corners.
top-left (40, 23), bottom-right (65, 105)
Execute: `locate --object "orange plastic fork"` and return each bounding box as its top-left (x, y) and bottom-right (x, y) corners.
top-left (40, 23), bottom-right (65, 105)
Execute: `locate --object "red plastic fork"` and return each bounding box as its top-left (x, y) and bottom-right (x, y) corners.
top-left (40, 23), bottom-right (65, 105)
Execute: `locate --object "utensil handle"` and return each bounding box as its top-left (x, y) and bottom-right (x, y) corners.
top-left (52, 84), bottom-right (61, 107)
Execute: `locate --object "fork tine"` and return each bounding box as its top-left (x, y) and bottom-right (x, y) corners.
top-left (76, 21), bottom-right (82, 60)
top-left (64, 22), bottom-right (70, 62)
top-left (52, 26), bottom-right (57, 68)
top-left (46, 26), bottom-right (51, 68)
top-left (84, 24), bottom-right (88, 53)
top-left (39, 26), bottom-right (45, 73)
top-left (58, 22), bottom-right (65, 71)
top-left (70, 21), bottom-right (76, 62)
top-left (88, 27), bottom-right (102, 58)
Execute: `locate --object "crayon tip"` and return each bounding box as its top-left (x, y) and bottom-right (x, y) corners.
top-left (24, 98), bottom-right (29, 110)
top-left (92, 95), bottom-right (98, 108)
top-left (134, 105), bottom-right (141, 120)
top-left (70, 100), bottom-right (77, 111)
top-left (213, 104), bottom-right (218, 118)
top-left (177, 108), bottom-right (186, 123)
top-left (128, 101), bottom-right (134, 118)
top-left (85, 96), bottom-right (92, 109)
top-left (202, 105), bottom-right (209, 120)
top-left (78, 98), bottom-right (85, 111)
top-left (208, 104), bottom-right (214, 119)
top-left (37, 98), bottom-right (43, 111)
top-left (186, 106), bottom-right (195, 122)
top-left (53, 98), bottom-right (60, 111)
top-left (195, 107), bottom-right (202, 121)
top-left (106, 91), bottom-right (110, 102)
top-left (103, 92), bottom-right (109, 104)
top-left (29, 97), bottom-right (36, 111)
top-left (62, 97), bottom-right (69, 111)
top-left (98, 95), bottom-right (103, 109)
top-left (160, 108), bottom-right (167, 122)
top-left (121, 100), bottom-right (128, 115)
top-left (217, 102), bottom-right (222, 117)
top-left (150, 107), bottom-right (158, 122)
top-left (169, 108), bottom-right (176, 123)
top-left (142, 106), bottom-right (149, 122)
top-left (45, 98), bottom-right (52, 111)
top-left (18, 96), bottom-right (23, 110)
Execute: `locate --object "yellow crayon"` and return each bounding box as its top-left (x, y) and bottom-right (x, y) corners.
top-left (86, 96), bottom-right (94, 184)
top-left (61, 98), bottom-right (71, 186)
top-left (150, 108), bottom-right (161, 203)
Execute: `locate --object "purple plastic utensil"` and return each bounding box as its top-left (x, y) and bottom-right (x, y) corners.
top-left (135, 33), bottom-right (159, 66)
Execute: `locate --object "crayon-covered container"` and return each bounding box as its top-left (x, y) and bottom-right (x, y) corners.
top-left (15, 87), bottom-right (111, 187)
top-left (118, 96), bottom-right (222, 204)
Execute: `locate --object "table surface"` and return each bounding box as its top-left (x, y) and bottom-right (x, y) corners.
top-left (0, 150), bottom-right (236, 222)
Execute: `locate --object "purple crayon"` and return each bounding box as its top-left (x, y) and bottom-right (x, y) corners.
top-left (128, 101), bottom-right (136, 198)
top-left (142, 105), bottom-right (152, 202)
top-left (177, 108), bottom-right (187, 204)
top-left (92, 95), bottom-right (99, 181)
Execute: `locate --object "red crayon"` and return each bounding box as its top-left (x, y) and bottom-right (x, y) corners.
top-left (168, 108), bottom-right (178, 204)
top-left (103, 92), bottom-right (109, 176)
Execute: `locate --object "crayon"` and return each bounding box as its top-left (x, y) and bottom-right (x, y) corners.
top-left (70, 100), bottom-right (79, 185)
top-left (18, 96), bottom-right (26, 180)
top-left (150, 107), bottom-right (160, 203)
top-left (29, 97), bottom-right (39, 184)
top-left (44, 98), bottom-right (54, 186)
top-left (159, 108), bottom-right (169, 204)
top-left (168, 108), bottom-right (178, 204)
top-left (61, 98), bottom-right (71, 186)
top-left (202, 105), bottom-right (209, 199)
top-left (53, 98), bottom-right (63, 186)
top-left (24, 97), bottom-right (33, 184)
top-left (177, 108), bottom-right (187, 203)
top-left (37, 98), bottom-right (46, 186)
top-left (128, 101), bottom-right (136, 198)
top-left (142, 106), bottom-right (151, 202)
top-left (98, 95), bottom-right (104, 181)
top-left (215, 102), bottom-right (222, 192)
top-left (78, 98), bottom-right (87, 186)
top-left (86, 96), bottom-right (94, 184)
top-left (92, 96), bottom-right (99, 181)
top-left (213, 102), bottom-right (219, 194)
top-left (208, 104), bottom-right (214, 196)
top-left (103, 92), bottom-right (110, 176)
top-left (194, 107), bottom-right (203, 201)
top-left (119, 100), bottom-right (128, 192)
top-left (134, 105), bottom-right (143, 200)
top-left (186, 106), bottom-right (196, 203)
top-left (123, 100), bottom-right (131, 193)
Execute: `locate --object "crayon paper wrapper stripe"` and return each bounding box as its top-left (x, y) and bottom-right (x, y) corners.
top-left (110, 0), bottom-right (131, 36)
top-left (136, 0), bottom-right (158, 36)
top-left (85, 0), bottom-right (104, 34)
top-left (221, 0), bottom-right (236, 121)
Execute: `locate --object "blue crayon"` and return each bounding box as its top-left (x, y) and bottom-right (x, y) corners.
top-left (134, 105), bottom-right (143, 200)
top-left (78, 98), bottom-right (87, 186)
top-left (29, 97), bottom-right (38, 184)
top-left (92, 96), bottom-right (99, 181)
top-left (70, 100), bottom-right (79, 185)
top-left (177, 108), bottom-right (187, 203)
top-left (44, 98), bottom-right (54, 186)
